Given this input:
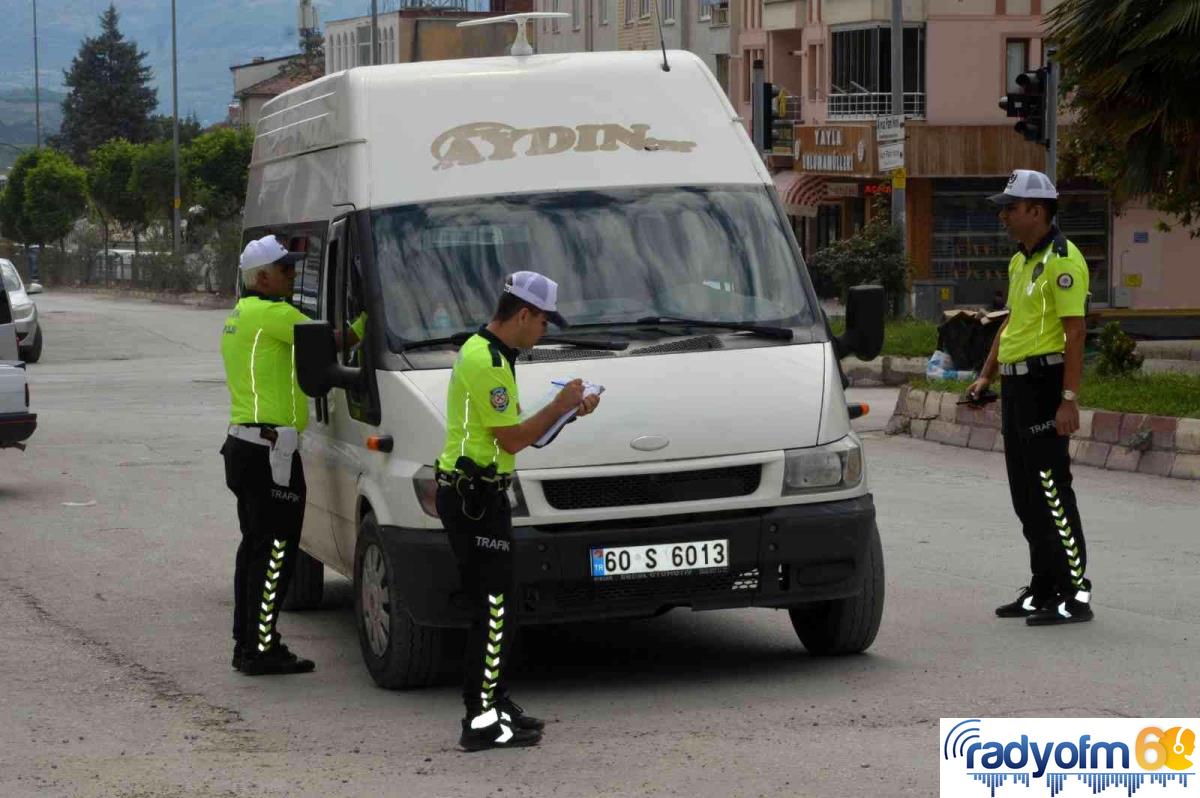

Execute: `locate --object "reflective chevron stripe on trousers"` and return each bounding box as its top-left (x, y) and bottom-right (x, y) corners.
top-left (436, 483), bottom-right (517, 718)
top-left (1001, 365), bottom-right (1091, 597)
top-left (222, 434), bottom-right (306, 656)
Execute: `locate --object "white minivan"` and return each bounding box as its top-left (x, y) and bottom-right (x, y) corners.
top-left (244, 37), bottom-right (886, 688)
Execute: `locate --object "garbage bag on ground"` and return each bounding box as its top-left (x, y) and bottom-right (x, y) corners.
top-left (937, 309), bottom-right (1009, 374)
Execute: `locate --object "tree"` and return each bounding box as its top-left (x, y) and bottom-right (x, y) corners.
top-left (57, 4), bottom-right (157, 163)
top-left (23, 150), bottom-right (88, 247)
top-left (808, 198), bottom-right (911, 315)
top-left (184, 127), bottom-right (255, 220)
top-left (130, 140), bottom-right (182, 228)
top-left (0, 148), bottom-right (46, 244)
top-left (282, 29), bottom-right (326, 82)
top-left (149, 113), bottom-right (204, 147)
top-left (87, 139), bottom-right (148, 274)
top-left (1048, 0), bottom-right (1200, 233)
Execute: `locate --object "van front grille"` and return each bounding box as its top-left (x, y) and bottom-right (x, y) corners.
top-left (540, 465), bottom-right (761, 510)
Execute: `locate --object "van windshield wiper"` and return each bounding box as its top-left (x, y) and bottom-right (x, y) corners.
top-left (400, 332), bottom-right (627, 352)
top-left (573, 316), bottom-right (794, 341)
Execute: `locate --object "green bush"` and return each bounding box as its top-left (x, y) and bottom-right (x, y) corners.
top-left (1096, 322), bottom-right (1143, 377)
top-left (807, 202), bottom-right (912, 316)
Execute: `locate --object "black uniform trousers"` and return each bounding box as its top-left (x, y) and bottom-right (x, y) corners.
top-left (436, 482), bottom-right (515, 718)
top-left (1000, 361), bottom-right (1090, 598)
top-left (221, 434), bottom-right (306, 655)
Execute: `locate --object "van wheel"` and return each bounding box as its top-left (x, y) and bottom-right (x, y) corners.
top-left (355, 512), bottom-right (449, 688)
top-left (282, 549), bottom-right (324, 610)
top-left (788, 523), bottom-right (884, 655)
top-left (20, 327), bottom-right (42, 364)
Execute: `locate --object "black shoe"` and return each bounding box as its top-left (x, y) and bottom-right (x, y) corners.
top-left (496, 697), bottom-right (545, 731)
top-left (1026, 590), bottom-right (1094, 626)
top-left (240, 642), bottom-right (316, 676)
top-left (995, 586), bottom-right (1050, 618)
top-left (459, 709), bottom-right (542, 752)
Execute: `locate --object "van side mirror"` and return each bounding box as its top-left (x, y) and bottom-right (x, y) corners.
top-left (26, 282), bottom-right (43, 295)
top-left (295, 321), bottom-right (362, 397)
top-left (834, 284), bottom-right (885, 362)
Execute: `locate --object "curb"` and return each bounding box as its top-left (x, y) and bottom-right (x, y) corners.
top-left (843, 356), bottom-right (927, 387)
top-left (885, 384), bottom-right (1200, 481)
top-left (49, 286), bottom-right (235, 310)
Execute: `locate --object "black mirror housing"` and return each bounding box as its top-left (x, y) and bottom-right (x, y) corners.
top-left (835, 285), bottom-right (886, 362)
top-left (295, 321), bottom-right (362, 397)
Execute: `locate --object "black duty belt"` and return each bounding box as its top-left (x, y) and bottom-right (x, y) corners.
top-left (1000, 353), bottom-right (1064, 377)
top-left (435, 468), bottom-right (512, 491)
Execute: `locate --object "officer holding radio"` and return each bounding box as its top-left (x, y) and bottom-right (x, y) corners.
top-left (968, 170), bottom-right (1094, 627)
top-left (436, 271), bottom-right (601, 751)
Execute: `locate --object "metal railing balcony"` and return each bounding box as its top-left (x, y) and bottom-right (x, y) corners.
top-left (827, 92), bottom-right (926, 120)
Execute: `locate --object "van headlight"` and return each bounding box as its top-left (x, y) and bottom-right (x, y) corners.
top-left (782, 435), bottom-right (863, 494)
top-left (413, 466), bottom-right (530, 520)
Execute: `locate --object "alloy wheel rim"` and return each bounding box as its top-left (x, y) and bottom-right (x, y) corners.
top-left (361, 544), bottom-right (390, 657)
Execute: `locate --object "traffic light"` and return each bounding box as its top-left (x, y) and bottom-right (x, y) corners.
top-left (760, 81), bottom-right (777, 152)
top-left (999, 68), bottom-right (1048, 146)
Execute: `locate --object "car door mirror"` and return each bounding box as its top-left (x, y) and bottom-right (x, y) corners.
top-left (295, 321), bottom-right (361, 397)
top-left (834, 284), bottom-right (885, 362)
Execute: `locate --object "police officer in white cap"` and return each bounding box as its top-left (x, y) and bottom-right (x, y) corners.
top-left (436, 271), bottom-right (601, 751)
top-left (968, 170), bottom-right (1095, 626)
top-left (220, 234), bottom-right (317, 675)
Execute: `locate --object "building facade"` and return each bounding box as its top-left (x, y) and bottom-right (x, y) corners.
top-left (535, 0), bottom-right (736, 97)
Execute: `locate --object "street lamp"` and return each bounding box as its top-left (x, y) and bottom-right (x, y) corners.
top-left (171, 0), bottom-right (181, 254)
top-left (32, 0), bottom-right (41, 148)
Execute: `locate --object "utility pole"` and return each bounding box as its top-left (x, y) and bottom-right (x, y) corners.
top-left (171, 0), bottom-right (182, 255)
top-left (32, 0), bottom-right (41, 148)
top-left (1045, 44), bottom-right (1059, 183)
top-left (890, 0), bottom-right (905, 234)
top-left (370, 0), bottom-right (379, 65)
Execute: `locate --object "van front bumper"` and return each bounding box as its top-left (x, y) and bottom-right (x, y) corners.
top-left (381, 494), bottom-right (876, 627)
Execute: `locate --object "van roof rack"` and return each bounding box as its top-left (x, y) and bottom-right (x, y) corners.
top-left (457, 12), bottom-right (570, 57)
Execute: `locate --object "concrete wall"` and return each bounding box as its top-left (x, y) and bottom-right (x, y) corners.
top-left (232, 59), bottom-right (288, 95)
top-left (1111, 207), bottom-right (1200, 310)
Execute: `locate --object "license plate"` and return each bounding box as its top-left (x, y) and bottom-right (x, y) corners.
top-left (590, 539), bottom-right (729, 580)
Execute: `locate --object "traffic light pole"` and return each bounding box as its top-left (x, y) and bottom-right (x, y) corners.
top-left (751, 59), bottom-right (765, 155)
top-left (890, 0), bottom-right (906, 234)
top-left (1045, 44), bottom-right (1058, 183)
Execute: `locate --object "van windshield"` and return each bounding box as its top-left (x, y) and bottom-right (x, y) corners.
top-left (370, 185), bottom-right (814, 347)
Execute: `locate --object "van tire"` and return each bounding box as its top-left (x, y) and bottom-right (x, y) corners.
top-left (282, 549), bottom-right (324, 610)
top-left (787, 523), bottom-right (884, 655)
top-left (355, 512), bottom-right (449, 688)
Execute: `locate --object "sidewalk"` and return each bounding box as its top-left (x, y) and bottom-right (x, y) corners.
top-left (46, 286), bottom-right (234, 310)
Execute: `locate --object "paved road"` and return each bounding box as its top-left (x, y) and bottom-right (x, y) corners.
top-left (2, 292), bottom-right (1196, 797)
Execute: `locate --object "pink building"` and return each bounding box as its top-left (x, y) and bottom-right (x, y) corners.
top-left (734, 0), bottom-right (1200, 311)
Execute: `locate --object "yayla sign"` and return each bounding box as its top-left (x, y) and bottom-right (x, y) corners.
top-left (431, 122), bottom-right (697, 170)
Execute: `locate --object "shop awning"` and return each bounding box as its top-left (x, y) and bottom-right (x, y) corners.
top-left (772, 171), bottom-right (827, 218)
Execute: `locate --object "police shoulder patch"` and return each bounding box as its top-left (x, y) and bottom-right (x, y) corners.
top-left (1057, 273), bottom-right (1074, 289)
top-left (489, 386), bottom-right (510, 412)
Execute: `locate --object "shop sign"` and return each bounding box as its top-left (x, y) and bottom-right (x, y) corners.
top-left (796, 125), bottom-right (875, 176)
top-left (876, 115), bottom-right (904, 143)
top-left (826, 182), bottom-right (860, 198)
top-left (878, 141), bottom-right (905, 172)
top-left (864, 183), bottom-right (892, 195)
top-left (1133, 231), bottom-right (1149, 244)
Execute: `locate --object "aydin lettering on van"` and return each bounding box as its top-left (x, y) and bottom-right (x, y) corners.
top-left (431, 122), bottom-right (697, 170)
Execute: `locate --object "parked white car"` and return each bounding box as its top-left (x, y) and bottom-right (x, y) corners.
top-left (0, 284), bottom-right (36, 449)
top-left (0, 258), bottom-right (42, 363)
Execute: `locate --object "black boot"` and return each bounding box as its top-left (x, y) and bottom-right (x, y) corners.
top-left (240, 642), bottom-right (316, 676)
top-left (1026, 588), bottom-right (1094, 626)
top-left (995, 586), bottom-right (1051, 618)
top-left (496, 696), bottom-right (545, 731)
top-left (459, 708), bottom-right (542, 752)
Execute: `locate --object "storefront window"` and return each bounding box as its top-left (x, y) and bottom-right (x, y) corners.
top-left (816, 204), bottom-right (841, 252)
top-left (931, 179), bottom-right (1110, 306)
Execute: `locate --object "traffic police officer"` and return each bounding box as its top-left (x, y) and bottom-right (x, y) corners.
top-left (220, 234), bottom-right (317, 675)
top-left (437, 271), bottom-right (600, 751)
top-left (969, 170), bottom-right (1094, 626)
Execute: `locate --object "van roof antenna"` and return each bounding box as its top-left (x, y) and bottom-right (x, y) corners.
top-left (457, 12), bottom-right (571, 57)
top-left (653, 0), bottom-right (670, 71)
